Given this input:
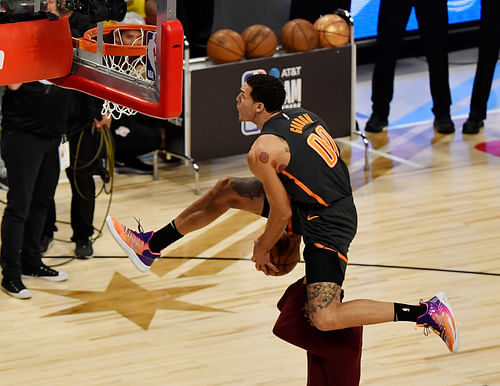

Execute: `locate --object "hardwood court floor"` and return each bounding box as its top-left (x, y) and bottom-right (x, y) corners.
top-left (1, 52), bottom-right (500, 384)
top-left (1, 114), bottom-right (499, 385)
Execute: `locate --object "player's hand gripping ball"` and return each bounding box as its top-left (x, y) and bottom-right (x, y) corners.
top-left (269, 232), bottom-right (300, 276)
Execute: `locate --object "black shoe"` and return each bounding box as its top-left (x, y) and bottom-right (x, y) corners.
top-left (22, 263), bottom-right (68, 282)
top-left (40, 235), bottom-right (54, 254)
top-left (365, 114), bottom-right (388, 133)
top-left (115, 158), bottom-right (154, 175)
top-left (462, 118), bottom-right (483, 135)
top-left (434, 116), bottom-right (455, 134)
top-left (75, 238), bottom-right (94, 259)
top-left (1, 278), bottom-right (32, 299)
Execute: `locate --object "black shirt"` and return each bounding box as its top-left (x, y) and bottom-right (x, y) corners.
top-left (260, 107), bottom-right (353, 206)
top-left (1, 82), bottom-right (70, 138)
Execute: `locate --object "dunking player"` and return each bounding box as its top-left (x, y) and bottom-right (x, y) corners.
top-left (107, 74), bottom-right (458, 353)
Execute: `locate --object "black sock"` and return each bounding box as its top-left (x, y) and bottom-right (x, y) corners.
top-left (393, 303), bottom-right (427, 322)
top-left (148, 221), bottom-right (183, 253)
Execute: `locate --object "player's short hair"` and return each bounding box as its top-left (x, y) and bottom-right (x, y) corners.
top-left (246, 74), bottom-right (285, 113)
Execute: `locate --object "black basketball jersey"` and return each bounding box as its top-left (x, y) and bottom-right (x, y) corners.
top-left (260, 107), bottom-right (352, 206)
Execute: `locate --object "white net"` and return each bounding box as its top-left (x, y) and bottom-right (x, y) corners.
top-left (100, 28), bottom-right (155, 120)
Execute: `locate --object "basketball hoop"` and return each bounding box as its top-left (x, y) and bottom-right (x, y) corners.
top-left (76, 24), bottom-right (158, 119)
top-left (51, 1), bottom-right (184, 120)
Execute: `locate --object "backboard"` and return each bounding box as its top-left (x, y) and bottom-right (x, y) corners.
top-left (0, 13), bottom-right (73, 85)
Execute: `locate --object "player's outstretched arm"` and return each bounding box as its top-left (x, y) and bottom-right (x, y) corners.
top-left (248, 136), bottom-right (291, 275)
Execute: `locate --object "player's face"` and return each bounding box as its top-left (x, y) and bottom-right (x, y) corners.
top-left (236, 83), bottom-right (257, 122)
top-left (120, 30), bottom-right (143, 46)
top-left (46, 0), bottom-right (58, 14)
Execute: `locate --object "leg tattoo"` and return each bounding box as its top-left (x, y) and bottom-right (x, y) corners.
top-left (306, 282), bottom-right (342, 317)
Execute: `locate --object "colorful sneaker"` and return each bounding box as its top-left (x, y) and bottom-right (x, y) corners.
top-left (106, 215), bottom-right (160, 272)
top-left (417, 292), bottom-right (459, 352)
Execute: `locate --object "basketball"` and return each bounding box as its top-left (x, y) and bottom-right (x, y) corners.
top-left (241, 24), bottom-right (278, 59)
top-left (269, 232), bottom-right (300, 276)
top-left (206, 29), bottom-right (245, 64)
top-left (314, 14), bottom-right (350, 48)
top-left (280, 19), bottom-right (318, 53)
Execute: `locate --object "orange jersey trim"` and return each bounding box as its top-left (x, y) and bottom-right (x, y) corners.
top-left (280, 170), bottom-right (329, 207)
top-left (313, 242), bottom-right (348, 264)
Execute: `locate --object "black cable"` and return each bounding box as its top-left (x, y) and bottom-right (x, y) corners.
top-left (43, 255), bottom-right (500, 277)
top-left (65, 123), bottom-right (115, 246)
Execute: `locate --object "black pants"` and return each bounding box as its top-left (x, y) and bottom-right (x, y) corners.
top-left (43, 124), bottom-right (100, 242)
top-left (111, 115), bottom-right (162, 163)
top-left (289, 0), bottom-right (352, 22)
top-left (0, 130), bottom-right (60, 280)
top-left (371, 0), bottom-right (451, 119)
top-left (178, 0), bottom-right (215, 58)
top-left (469, 0), bottom-right (500, 121)
top-left (66, 124), bottom-right (101, 242)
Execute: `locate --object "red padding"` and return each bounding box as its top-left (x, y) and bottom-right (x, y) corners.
top-left (0, 17), bottom-right (73, 86)
top-left (52, 20), bottom-right (184, 119)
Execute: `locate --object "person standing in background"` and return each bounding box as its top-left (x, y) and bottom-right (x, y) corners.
top-left (40, 0), bottom-right (111, 258)
top-left (365, 0), bottom-right (454, 134)
top-left (289, 0), bottom-right (351, 22)
top-left (1, 81), bottom-right (70, 299)
top-left (145, 0), bottom-right (214, 57)
top-left (462, 0), bottom-right (500, 134)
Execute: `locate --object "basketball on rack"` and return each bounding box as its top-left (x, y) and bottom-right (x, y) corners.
top-left (207, 29), bottom-right (245, 64)
top-left (241, 24), bottom-right (278, 59)
top-left (269, 232), bottom-right (300, 276)
top-left (280, 19), bottom-right (318, 53)
top-left (314, 14), bottom-right (350, 48)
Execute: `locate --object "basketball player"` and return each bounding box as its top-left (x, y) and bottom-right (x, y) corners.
top-left (106, 74), bottom-right (458, 353)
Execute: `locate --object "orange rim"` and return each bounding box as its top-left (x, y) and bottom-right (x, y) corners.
top-left (75, 24), bottom-right (157, 56)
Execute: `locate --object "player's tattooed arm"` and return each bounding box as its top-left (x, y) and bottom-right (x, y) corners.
top-left (230, 177), bottom-right (264, 199)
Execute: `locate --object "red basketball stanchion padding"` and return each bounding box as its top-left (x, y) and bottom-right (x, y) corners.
top-left (0, 17), bottom-right (73, 86)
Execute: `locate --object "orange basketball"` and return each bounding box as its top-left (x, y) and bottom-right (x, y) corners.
top-left (241, 24), bottom-right (278, 59)
top-left (269, 232), bottom-right (300, 276)
top-left (206, 29), bottom-right (245, 64)
top-left (313, 14), bottom-right (340, 31)
top-left (314, 14), bottom-right (350, 48)
top-left (280, 18), bottom-right (318, 53)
